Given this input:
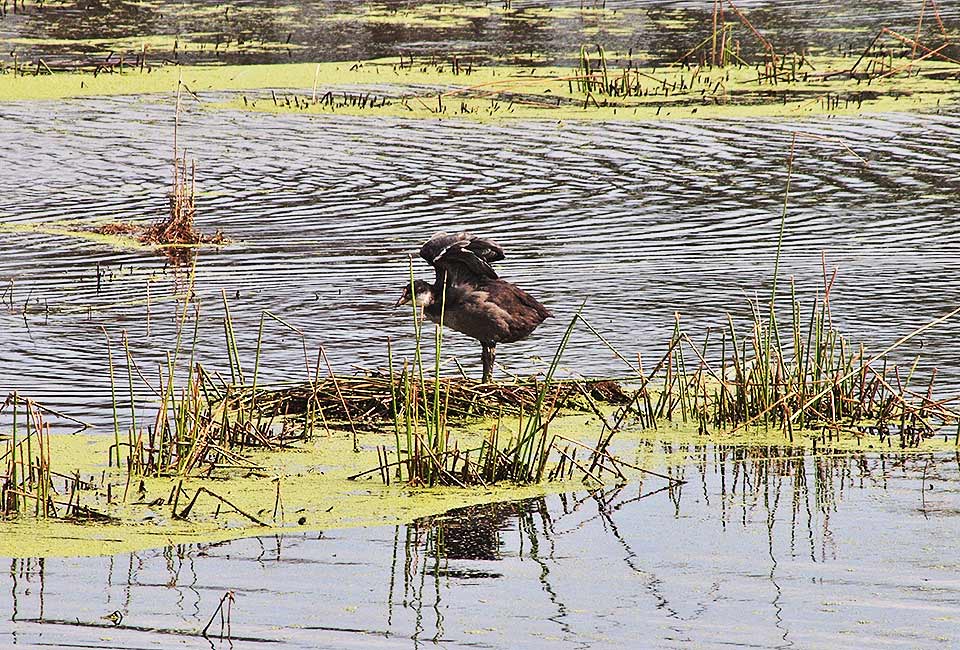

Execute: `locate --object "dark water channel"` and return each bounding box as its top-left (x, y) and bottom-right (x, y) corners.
top-left (3, 446), bottom-right (960, 649)
top-left (3, 0), bottom-right (960, 68)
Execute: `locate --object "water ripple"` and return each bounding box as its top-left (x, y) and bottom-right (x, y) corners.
top-left (2, 97), bottom-right (960, 422)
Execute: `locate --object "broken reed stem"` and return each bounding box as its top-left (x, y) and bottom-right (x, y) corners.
top-left (201, 591), bottom-right (235, 640)
top-left (176, 486), bottom-right (268, 526)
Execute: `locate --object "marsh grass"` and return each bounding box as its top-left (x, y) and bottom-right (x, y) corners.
top-left (116, 297), bottom-right (322, 479)
top-left (109, 270), bottom-right (958, 493)
top-left (0, 393), bottom-right (100, 520)
top-left (109, 284), bottom-right (629, 487)
top-left (372, 300), bottom-right (695, 488)
top-left (611, 287), bottom-right (960, 446)
top-left (368, 283), bottom-right (637, 488)
top-left (566, 2), bottom-right (960, 114)
top-left (140, 78), bottom-right (206, 252)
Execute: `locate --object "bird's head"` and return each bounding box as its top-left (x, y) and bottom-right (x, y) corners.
top-left (395, 280), bottom-right (434, 309)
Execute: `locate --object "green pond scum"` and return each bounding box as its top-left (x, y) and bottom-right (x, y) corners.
top-left (0, 53), bottom-right (958, 121)
top-left (3, 3), bottom-right (960, 560)
top-left (0, 220), bottom-right (155, 251)
top-left (0, 219), bottom-right (226, 255)
top-left (1, 410), bottom-right (956, 560)
top-left (2, 264), bottom-right (958, 558)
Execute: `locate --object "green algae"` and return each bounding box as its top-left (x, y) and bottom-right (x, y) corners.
top-left (326, 3), bottom-right (494, 29)
top-left (2, 405), bottom-right (955, 559)
top-left (0, 426), bottom-right (580, 559)
top-left (0, 220), bottom-right (152, 250)
top-left (2, 54), bottom-right (956, 122)
top-left (0, 218), bottom-right (227, 252)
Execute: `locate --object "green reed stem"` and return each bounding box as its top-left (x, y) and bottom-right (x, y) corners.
top-left (122, 330), bottom-right (137, 450)
top-left (431, 278), bottom-right (448, 484)
top-left (765, 133), bottom-right (797, 411)
top-left (387, 337), bottom-right (403, 481)
top-left (101, 328), bottom-right (121, 468)
top-left (10, 392), bottom-right (18, 513)
top-left (513, 302), bottom-right (583, 478)
top-left (248, 313), bottom-right (266, 425)
top-left (579, 314), bottom-right (641, 376)
top-left (221, 289), bottom-right (244, 384)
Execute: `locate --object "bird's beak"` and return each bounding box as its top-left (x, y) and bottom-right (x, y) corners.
top-left (394, 296), bottom-right (405, 308)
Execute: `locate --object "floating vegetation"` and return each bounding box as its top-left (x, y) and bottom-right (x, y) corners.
top-left (2, 268), bottom-right (960, 558)
top-left (1, 46), bottom-right (959, 120)
top-left (83, 79), bottom-right (226, 262)
top-left (232, 374), bottom-right (629, 424)
top-left (109, 293), bottom-right (632, 488)
top-left (137, 80), bottom-right (225, 254)
top-left (217, 50), bottom-right (960, 120)
top-left (603, 288), bottom-right (960, 448)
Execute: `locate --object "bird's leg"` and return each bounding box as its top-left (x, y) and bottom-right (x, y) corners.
top-left (481, 343), bottom-right (496, 383)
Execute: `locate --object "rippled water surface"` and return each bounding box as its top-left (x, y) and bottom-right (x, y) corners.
top-left (2, 98), bottom-right (960, 426)
top-left (2, 447), bottom-right (960, 649)
top-left (4, 3), bottom-right (960, 647)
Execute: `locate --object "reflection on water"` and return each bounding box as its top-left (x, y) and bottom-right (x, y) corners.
top-left (3, 446), bottom-right (960, 649)
top-left (3, 0), bottom-right (959, 69)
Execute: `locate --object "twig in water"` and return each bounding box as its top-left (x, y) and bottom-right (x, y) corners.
top-left (176, 487), bottom-right (269, 526)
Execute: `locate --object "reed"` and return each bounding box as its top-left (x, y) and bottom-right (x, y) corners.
top-left (0, 393), bottom-right (94, 520)
top-left (140, 78), bottom-right (202, 249)
top-left (364, 300), bottom-right (652, 487)
top-left (135, 77), bottom-right (225, 258)
top-left (96, 257), bottom-right (958, 493)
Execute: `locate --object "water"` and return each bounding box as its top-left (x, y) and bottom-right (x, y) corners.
top-left (2, 446), bottom-right (959, 648)
top-left (2, 98), bottom-right (960, 428)
top-left (3, 0), bottom-right (960, 67)
top-left (4, 3), bottom-right (960, 648)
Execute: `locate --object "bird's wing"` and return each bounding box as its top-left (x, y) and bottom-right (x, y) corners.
top-left (485, 280), bottom-right (553, 321)
top-left (463, 235), bottom-right (505, 264)
top-left (420, 232), bottom-right (503, 282)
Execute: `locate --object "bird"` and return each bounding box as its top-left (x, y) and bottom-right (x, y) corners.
top-left (395, 232), bottom-right (551, 383)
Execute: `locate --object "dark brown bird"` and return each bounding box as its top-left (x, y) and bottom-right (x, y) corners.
top-left (395, 232), bottom-right (551, 383)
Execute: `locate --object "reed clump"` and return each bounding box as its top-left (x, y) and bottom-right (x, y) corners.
top-left (374, 306), bottom-right (586, 487)
top-left (360, 291), bottom-right (671, 489)
top-left (1, 393), bottom-right (106, 521)
top-left (135, 79), bottom-right (225, 253)
top-left (568, 2), bottom-right (960, 113)
top-left (96, 245), bottom-right (959, 497)
top-left (113, 298), bottom-right (319, 479)
top-left (592, 280), bottom-right (959, 456)
top-left (139, 150), bottom-right (205, 247)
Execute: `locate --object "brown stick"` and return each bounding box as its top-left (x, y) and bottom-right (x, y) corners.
top-left (725, 1), bottom-right (777, 65)
top-left (881, 26), bottom-right (960, 65)
top-left (553, 433), bottom-right (685, 484)
top-left (320, 346), bottom-right (358, 452)
top-left (176, 487), bottom-right (268, 526)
